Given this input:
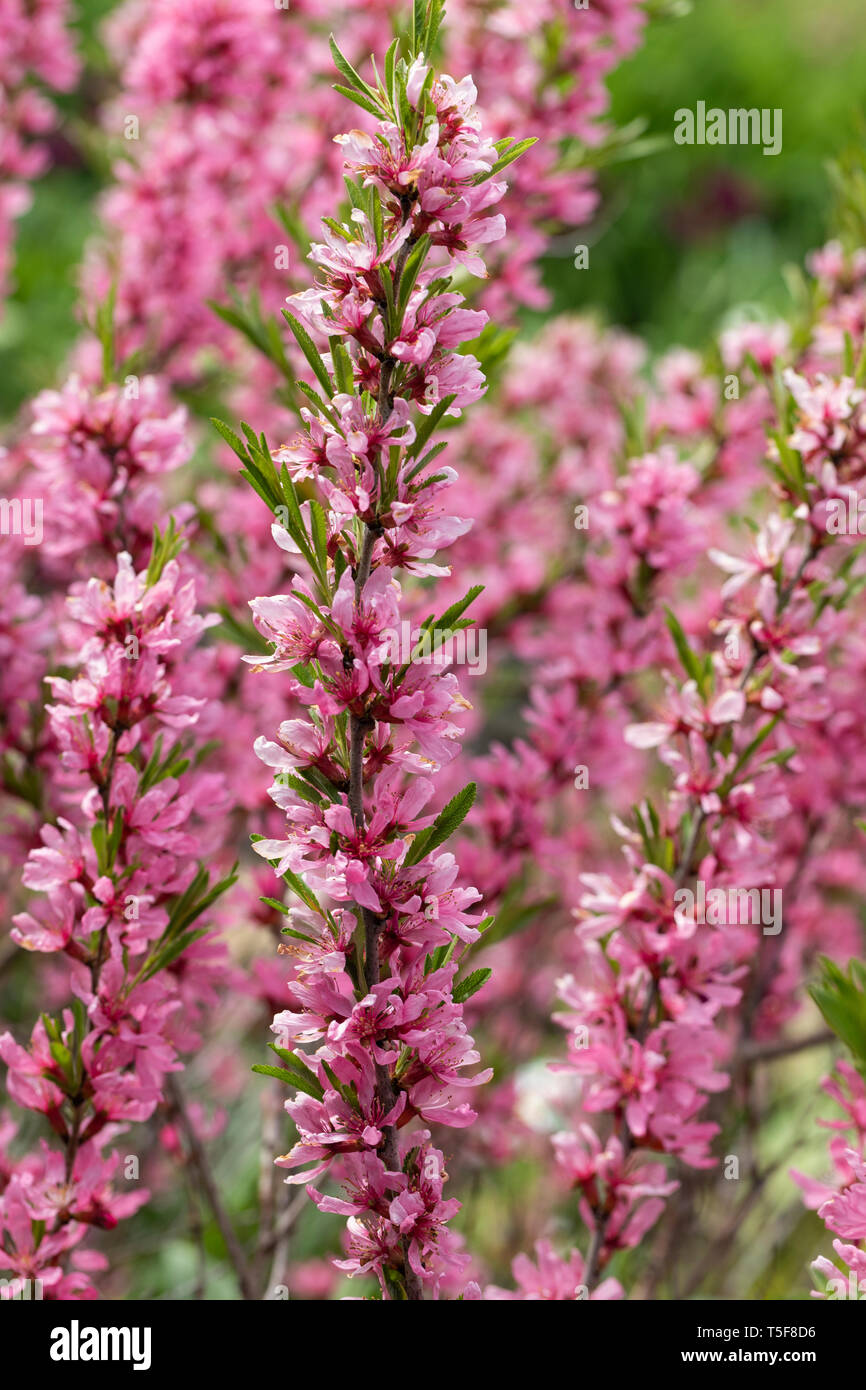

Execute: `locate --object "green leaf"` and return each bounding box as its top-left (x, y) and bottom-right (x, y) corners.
top-left (384, 37), bottom-right (399, 111)
top-left (139, 928), bottom-right (210, 983)
top-left (411, 0), bottom-right (425, 53)
top-left (251, 835), bottom-right (325, 916)
top-left (379, 262), bottom-right (397, 339)
top-left (475, 136), bottom-right (537, 182)
top-left (725, 716), bottom-right (780, 787)
top-left (453, 968), bottom-right (492, 1004)
top-left (404, 782), bottom-right (476, 867)
top-left (329, 337), bottom-right (356, 395)
top-left (94, 281), bottom-right (118, 382)
top-left (145, 517), bottom-right (184, 588)
top-left (664, 607), bottom-right (706, 693)
top-left (211, 416), bottom-right (250, 465)
top-left (212, 417), bottom-right (284, 513)
top-left (275, 464), bottom-right (322, 586)
top-left (241, 463), bottom-right (283, 514)
top-left (278, 772), bottom-right (325, 807)
top-left (370, 187), bottom-right (384, 252)
top-left (267, 1043), bottom-right (325, 1100)
top-left (273, 200), bottom-right (311, 255)
top-left (297, 765), bottom-right (343, 804)
top-left (252, 1062), bottom-right (299, 1084)
top-left (41, 1067), bottom-right (75, 1098)
top-left (281, 922), bottom-right (320, 943)
top-left (167, 865), bottom-right (238, 939)
top-left (71, 996), bottom-right (87, 1043)
top-left (422, 0), bottom-right (445, 54)
top-left (259, 895), bottom-right (291, 915)
top-left (810, 956), bottom-right (866, 1071)
top-left (415, 64), bottom-right (435, 115)
top-left (403, 439), bottom-right (449, 484)
top-left (308, 497), bottom-right (330, 579)
top-left (424, 939), bottom-right (457, 974)
top-left (41, 1013), bottom-right (61, 1043)
top-left (216, 606), bottom-right (271, 656)
top-left (290, 661), bottom-right (316, 689)
top-left (407, 393), bottom-right (457, 459)
top-left (396, 234), bottom-right (431, 322)
top-left (320, 1059), bottom-right (361, 1111)
top-left (295, 381), bottom-right (340, 427)
top-left (49, 1040), bottom-right (72, 1073)
top-left (333, 83), bottom-right (389, 121)
top-left (209, 294), bottom-right (293, 383)
top-left (252, 1061), bottom-right (324, 1100)
top-left (91, 820), bottom-right (108, 876)
top-left (282, 311), bottom-right (334, 397)
top-left (424, 585), bottom-right (484, 638)
top-left (321, 217), bottom-right (353, 243)
top-left (480, 895), bottom-right (553, 950)
top-left (328, 36), bottom-right (383, 108)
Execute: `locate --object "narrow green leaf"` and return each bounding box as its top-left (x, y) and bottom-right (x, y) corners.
top-left (139, 928), bottom-right (210, 983)
top-left (476, 137), bottom-right (537, 182)
top-left (328, 36), bottom-right (382, 106)
top-left (252, 1061), bottom-right (323, 1101)
top-left (664, 607), bottom-right (706, 692)
top-left (282, 311), bottom-right (334, 397)
top-left (407, 393), bottom-right (457, 459)
top-left (404, 782), bottom-right (476, 867)
top-left (333, 84), bottom-right (387, 122)
top-left (453, 967), bottom-right (491, 1004)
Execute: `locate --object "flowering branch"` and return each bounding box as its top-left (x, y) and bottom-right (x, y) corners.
top-left (555, 344), bottom-right (866, 1294)
top-left (218, 4), bottom-right (532, 1299)
top-left (0, 513), bottom-right (235, 1297)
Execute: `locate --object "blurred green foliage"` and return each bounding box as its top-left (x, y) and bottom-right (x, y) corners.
top-left (0, 170), bottom-right (99, 415)
top-left (0, 0), bottom-right (114, 420)
top-left (540, 0), bottom-right (866, 348)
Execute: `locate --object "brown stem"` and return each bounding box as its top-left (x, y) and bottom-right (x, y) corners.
top-left (63, 1101), bottom-right (85, 1183)
top-left (166, 1074), bottom-right (257, 1301)
top-left (254, 1081), bottom-right (283, 1288)
top-left (737, 1028), bottom-right (834, 1065)
top-left (258, 1189), bottom-right (308, 1259)
top-left (582, 1223), bottom-right (605, 1292)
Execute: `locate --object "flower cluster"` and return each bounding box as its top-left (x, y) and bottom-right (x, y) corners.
top-left (0, 528), bottom-right (233, 1297)
top-left (541, 291), bottom-right (866, 1291)
top-left (25, 374), bottom-right (192, 574)
top-left (235, 25), bottom-right (528, 1299)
